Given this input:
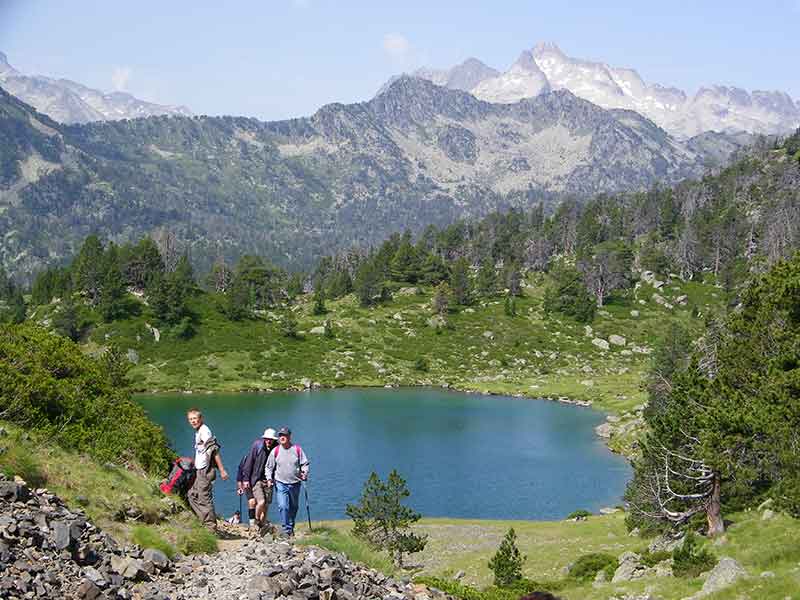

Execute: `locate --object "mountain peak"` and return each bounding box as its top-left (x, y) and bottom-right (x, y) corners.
top-left (399, 42), bottom-right (800, 137)
top-left (532, 42), bottom-right (564, 57)
top-left (512, 50), bottom-right (540, 71)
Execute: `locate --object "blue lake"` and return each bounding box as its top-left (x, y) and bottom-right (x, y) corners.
top-left (137, 388), bottom-right (631, 521)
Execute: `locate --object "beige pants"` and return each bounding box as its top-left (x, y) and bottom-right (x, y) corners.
top-left (188, 466), bottom-right (216, 528)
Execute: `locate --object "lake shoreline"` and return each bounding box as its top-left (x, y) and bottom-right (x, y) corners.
top-left (135, 381), bottom-right (641, 459)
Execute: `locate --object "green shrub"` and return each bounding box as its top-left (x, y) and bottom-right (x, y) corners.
top-left (132, 525), bottom-right (176, 559)
top-left (414, 357), bottom-right (429, 372)
top-left (415, 577), bottom-right (564, 600)
top-left (177, 526), bottom-right (218, 555)
top-left (568, 552), bottom-right (618, 582)
top-left (488, 527), bottom-right (526, 587)
top-left (640, 549), bottom-right (671, 567)
top-left (566, 509), bottom-right (592, 520)
top-left (0, 324), bottom-right (173, 475)
top-left (672, 532), bottom-right (716, 578)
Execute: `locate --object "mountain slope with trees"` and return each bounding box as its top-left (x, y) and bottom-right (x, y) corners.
top-left (0, 77), bottom-right (753, 281)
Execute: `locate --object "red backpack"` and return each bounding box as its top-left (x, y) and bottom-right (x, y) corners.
top-left (273, 445), bottom-right (302, 460)
top-left (160, 457), bottom-right (196, 495)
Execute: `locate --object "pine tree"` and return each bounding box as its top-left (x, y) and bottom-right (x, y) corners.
top-left (53, 295), bottom-right (80, 341)
top-left (432, 282), bottom-right (451, 316)
top-left (101, 344), bottom-right (131, 389)
top-left (223, 274), bottom-right (250, 321)
top-left (543, 263), bottom-right (595, 323)
top-left (312, 288), bottom-right (327, 315)
top-left (389, 234), bottom-right (420, 283)
top-left (99, 243), bottom-right (127, 322)
top-left (282, 312), bottom-right (299, 339)
top-left (504, 294), bottom-right (516, 317)
top-left (286, 273), bottom-right (305, 300)
top-left (7, 288), bottom-right (26, 324)
top-left (346, 470), bottom-right (428, 567)
top-left (327, 269), bottom-right (353, 299)
top-left (420, 253), bottom-right (448, 285)
top-left (73, 235), bottom-right (105, 305)
top-left (488, 528), bottom-right (526, 587)
top-left (449, 258), bottom-right (472, 306)
top-left (355, 259), bottom-right (382, 307)
top-left (125, 237), bottom-right (164, 290)
top-left (476, 259), bottom-right (497, 298)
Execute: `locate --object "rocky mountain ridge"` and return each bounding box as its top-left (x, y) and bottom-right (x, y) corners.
top-left (396, 42), bottom-right (800, 138)
top-left (0, 76), bottom-right (749, 277)
top-left (0, 51), bottom-right (192, 124)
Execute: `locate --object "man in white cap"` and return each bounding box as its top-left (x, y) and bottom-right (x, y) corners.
top-left (236, 427), bottom-right (279, 531)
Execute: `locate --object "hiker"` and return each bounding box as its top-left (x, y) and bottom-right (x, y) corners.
top-left (186, 408), bottom-right (229, 531)
top-left (265, 426), bottom-right (309, 537)
top-left (236, 427), bottom-right (279, 530)
top-left (226, 510), bottom-right (241, 525)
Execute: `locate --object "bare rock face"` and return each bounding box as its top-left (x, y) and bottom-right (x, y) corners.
top-left (397, 42), bottom-right (800, 139)
top-left (0, 51), bottom-right (192, 124)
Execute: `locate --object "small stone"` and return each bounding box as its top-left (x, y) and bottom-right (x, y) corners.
top-left (76, 579), bottom-right (102, 600)
top-left (762, 509), bottom-right (775, 520)
top-left (592, 338), bottom-right (610, 351)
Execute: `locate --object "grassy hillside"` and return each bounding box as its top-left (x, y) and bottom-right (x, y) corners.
top-left (34, 272), bottom-right (723, 416)
top-left (304, 511), bottom-right (800, 599)
top-left (0, 422), bottom-right (217, 556)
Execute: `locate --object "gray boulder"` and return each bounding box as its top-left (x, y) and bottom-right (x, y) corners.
top-left (700, 557), bottom-right (746, 595)
top-left (611, 551), bottom-right (644, 582)
top-left (143, 548), bottom-right (170, 570)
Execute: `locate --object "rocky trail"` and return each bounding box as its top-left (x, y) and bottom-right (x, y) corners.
top-left (0, 475), bottom-right (451, 600)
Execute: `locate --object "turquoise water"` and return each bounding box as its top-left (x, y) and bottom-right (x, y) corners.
top-left (137, 388), bottom-right (631, 521)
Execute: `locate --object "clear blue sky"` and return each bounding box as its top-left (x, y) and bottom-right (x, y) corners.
top-left (2, 0), bottom-right (799, 121)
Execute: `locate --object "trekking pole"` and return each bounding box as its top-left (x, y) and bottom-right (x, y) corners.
top-left (304, 482), bottom-right (313, 533)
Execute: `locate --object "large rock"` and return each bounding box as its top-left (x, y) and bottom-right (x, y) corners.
top-left (612, 551), bottom-right (644, 582)
top-left (592, 338), bottom-right (610, 351)
top-left (608, 334), bottom-right (626, 346)
top-left (111, 556), bottom-right (145, 580)
top-left (0, 481), bottom-right (29, 502)
top-left (700, 557), bottom-right (746, 595)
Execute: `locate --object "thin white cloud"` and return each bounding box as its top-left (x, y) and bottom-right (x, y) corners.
top-left (382, 33), bottom-right (412, 62)
top-left (111, 66), bottom-right (132, 92)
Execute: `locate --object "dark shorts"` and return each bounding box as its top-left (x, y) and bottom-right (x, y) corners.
top-left (245, 480), bottom-right (272, 505)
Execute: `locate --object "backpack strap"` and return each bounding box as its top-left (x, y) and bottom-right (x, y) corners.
top-left (295, 445), bottom-right (301, 460)
top-left (274, 446), bottom-right (279, 458)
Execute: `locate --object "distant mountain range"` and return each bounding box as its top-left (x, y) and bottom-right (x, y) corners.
top-left (385, 43), bottom-right (800, 139)
top-left (0, 51), bottom-right (191, 124)
top-left (1, 75), bottom-right (753, 278)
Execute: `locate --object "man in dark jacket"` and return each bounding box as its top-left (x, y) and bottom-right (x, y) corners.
top-left (236, 427), bottom-right (278, 530)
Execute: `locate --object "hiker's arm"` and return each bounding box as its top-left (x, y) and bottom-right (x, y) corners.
top-left (214, 451), bottom-right (229, 480)
top-left (265, 452), bottom-right (275, 486)
top-left (299, 448), bottom-right (310, 480)
top-left (240, 445), bottom-right (256, 487)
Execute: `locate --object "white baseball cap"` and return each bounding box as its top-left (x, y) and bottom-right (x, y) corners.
top-left (262, 428), bottom-right (278, 440)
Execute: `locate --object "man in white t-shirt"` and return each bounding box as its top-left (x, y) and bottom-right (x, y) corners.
top-left (186, 408), bottom-right (229, 530)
